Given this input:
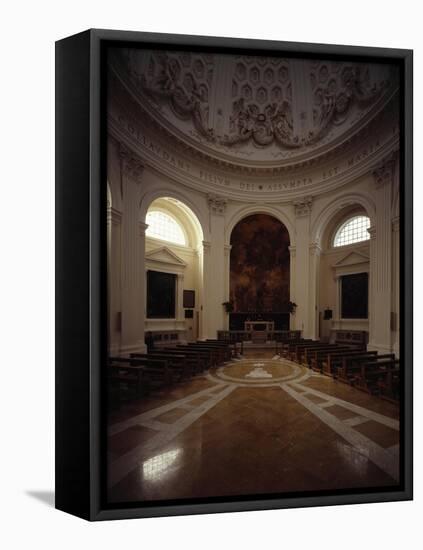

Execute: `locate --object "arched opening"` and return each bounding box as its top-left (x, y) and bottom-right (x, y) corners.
top-left (144, 197), bottom-right (204, 344)
top-left (229, 214), bottom-right (291, 334)
top-left (333, 215), bottom-right (371, 248)
top-left (146, 210), bottom-right (187, 245)
top-left (318, 205), bottom-right (371, 341)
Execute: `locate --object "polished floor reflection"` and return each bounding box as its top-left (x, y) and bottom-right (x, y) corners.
top-left (107, 353), bottom-right (400, 503)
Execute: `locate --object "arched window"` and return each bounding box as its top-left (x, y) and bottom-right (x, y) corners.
top-left (146, 210), bottom-right (186, 245)
top-left (333, 215), bottom-right (370, 247)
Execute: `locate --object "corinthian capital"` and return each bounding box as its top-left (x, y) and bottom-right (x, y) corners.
top-left (119, 143), bottom-right (144, 182)
top-left (207, 194), bottom-right (227, 215)
top-left (372, 151), bottom-right (397, 188)
top-left (293, 196), bottom-right (313, 217)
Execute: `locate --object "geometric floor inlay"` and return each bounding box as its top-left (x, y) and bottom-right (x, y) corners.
top-left (108, 356), bottom-right (400, 493)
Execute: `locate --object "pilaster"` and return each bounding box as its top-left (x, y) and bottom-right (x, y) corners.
top-left (107, 206), bottom-right (123, 355)
top-left (201, 194), bottom-right (228, 338)
top-left (119, 145), bottom-right (147, 354)
top-left (223, 244), bottom-right (232, 330)
top-left (392, 216), bottom-right (400, 356)
top-left (292, 196), bottom-right (313, 337)
top-left (308, 242), bottom-right (322, 339)
top-left (368, 153), bottom-right (396, 353)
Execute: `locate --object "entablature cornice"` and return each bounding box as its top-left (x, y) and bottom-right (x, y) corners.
top-left (108, 85), bottom-right (399, 203)
top-left (109, 59), bottom-right (399, 173)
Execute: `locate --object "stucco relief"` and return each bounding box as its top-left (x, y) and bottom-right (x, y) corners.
top-left (293, 196), bottom-right (313, 217)
top-left (112, 48), bottom-right (398, 165)
top-left (372, 151), bottom-right (397, 188)
top-left (108, 51), bottom-right (400, 203)
top-left (207, 194), bottom-right (228, 215)
top-left (119, 143), bottom-right (145, 181)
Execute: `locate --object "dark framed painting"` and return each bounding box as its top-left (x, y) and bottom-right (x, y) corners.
top-left (55, 29), bottom-right (413, 521)
top-left (146, 270), bottom-right (177, 319)
top-left (183, 290), bottom-right (196, 309)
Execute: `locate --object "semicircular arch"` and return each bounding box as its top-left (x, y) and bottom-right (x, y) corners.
top-left (225, 204), bottom-right (295, 246)
top-left (140, 187), bottom-right (208, 245)
top-left (311, 193), bottom-right (376, 248)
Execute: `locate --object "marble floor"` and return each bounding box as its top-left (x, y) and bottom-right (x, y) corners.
top-left (107, 352), bottom-right (400, 504)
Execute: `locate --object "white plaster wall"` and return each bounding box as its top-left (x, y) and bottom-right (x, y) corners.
top-left (319, 242), bottom-right (370, 340)
top-left (145, 236), bottom-right (200, 340)
top-left (107, 121), bottom-right (401, 355)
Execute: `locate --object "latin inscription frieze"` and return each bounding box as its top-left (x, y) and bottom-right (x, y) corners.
top-left (114, 112), bottom-right (399, 195)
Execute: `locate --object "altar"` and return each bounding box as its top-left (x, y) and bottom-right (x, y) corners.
top-left (244, 321), bottom-right (275, 332)
top-left (244, 320), bottom-right (275, 343)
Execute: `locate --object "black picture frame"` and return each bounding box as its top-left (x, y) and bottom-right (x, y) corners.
top-left (340, 273), bottom-right (369, 319)
top-left (185, 309), bottom-right (194, 319)
top-left (55, 29), bottom-right (413, 521)
top-left (146, 270), bottom-right (177, 319)
top-left (183, 290), bottom-right (195, 309)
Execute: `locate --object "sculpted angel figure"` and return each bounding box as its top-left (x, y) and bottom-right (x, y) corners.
top-left (271, 101), bottom-right (299, 147)
top-left (222, 98), bottom-right (254, 145)
top-left (147, 54), bottom-right (179, 97)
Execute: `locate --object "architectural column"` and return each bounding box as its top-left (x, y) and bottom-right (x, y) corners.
top-left (288, 245), bottom-right (296, 331)
top-left (223, 244), bottom-right (232, 330)
top-left (308, 242), bottom-right (322, 339)
top-left (200, 240), bottom-right (212, 339)
top-left (119, 145), bottom-right (147, 354)
top-left (138, 221), bottom-right (148, 352)
top-left (196, 243), bottom-right (205, 340)
top-left (107, 205), bottom-right (122, 355)
top-left (368, 153), bottom-right (395, 353)
top-left (292, 196), bottom-right (314, 338)
top-left (200, 194), bottom-right (227, 339)
top-left (367, 225), bottom-right (376, 348)
top-left (392, 216), bottom-right (400, 356)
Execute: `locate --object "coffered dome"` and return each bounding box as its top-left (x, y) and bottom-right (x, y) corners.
top-left (109, 47), bottom-right (399, 169)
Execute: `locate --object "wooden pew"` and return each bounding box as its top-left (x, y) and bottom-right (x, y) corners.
top-left (336, 354), bottom-right (395, 384)
top-left (204, 339), bottom-right (236, 359)
top-left (109, 356), bottom-right (172, 382)
top-left (177, 343), bottom-right (222, 366)
top-left (160, 347), bottom-right (210, 373)
top-left (275, 338), bottom-right (302, 355)
top-left (376, 368), bottom-right (401, 402)
top-left (308, 347), bottom-right (364, 372)
top-left (278, 339), bottom-right (313, 357)
top-left (286, 340), bottom-right (319, 361)
top-left (216, 333), bottom-right (245, 356)
top-left (108, 356), bottom-right (171, 401)
top-left (302, 345), bottom-right (355, 367)
top-left (353, 359), bottom-right (400, 394)
top-left (193, 342), bottom-right (229, 363)
top-left (108, 363), bottom-right (149, 401)
top-left (292, 342), bottom-right (339, 364)
top-left (130, 352), bottom-right (193, 380)
top-left (321, 349), bottom-right (376, 377)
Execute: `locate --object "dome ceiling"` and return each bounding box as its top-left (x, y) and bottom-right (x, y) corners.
top-left (110, 48), bottom-right (399, 169)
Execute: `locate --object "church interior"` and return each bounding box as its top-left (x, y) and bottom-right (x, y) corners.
top-left (106, 47), bottom-right (401, 504)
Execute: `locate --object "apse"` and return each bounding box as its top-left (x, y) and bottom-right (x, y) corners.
top-left (230, 214), bottom-right (290, 314)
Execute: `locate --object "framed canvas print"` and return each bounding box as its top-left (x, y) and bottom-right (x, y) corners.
top-left (55, 29), bottom-right (413, 521)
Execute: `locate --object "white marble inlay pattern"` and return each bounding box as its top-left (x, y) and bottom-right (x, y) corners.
top-left (209, 359), bottom-right (307, 386)
top-left (109, 384), bottom-right (237, 487)
top-left (109, 357), bottom-right (400, 491)
top-left (109, 383), bottom-right (227, 436)
top-left (246, 366), bottom-right (272, 378)
top-left (290, 381), bottom-right (399, 430)
top-left (280, 382), bottom-right (399, 481)
top-left (344, 416), bottom-right (370, 427)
